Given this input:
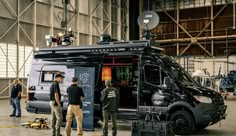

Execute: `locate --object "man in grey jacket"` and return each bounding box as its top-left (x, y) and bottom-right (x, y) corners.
top-left (100, 80), bottom-right (120, 136)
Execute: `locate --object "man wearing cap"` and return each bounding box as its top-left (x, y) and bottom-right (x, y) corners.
top-left (65, 77), bottom-right (84, 136)
top-left (50, 73), bottom-right (64, 136)
top-left (100, 80), bottom-right (120, 136)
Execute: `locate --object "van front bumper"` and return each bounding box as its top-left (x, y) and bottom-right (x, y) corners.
top-left (193, 102), bottom-right (227, 125)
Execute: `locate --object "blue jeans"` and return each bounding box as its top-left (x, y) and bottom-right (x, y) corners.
top-left (11, 98), bottom-right (21, 116)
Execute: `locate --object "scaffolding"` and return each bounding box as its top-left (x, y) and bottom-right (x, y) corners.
top-left (142, 0), bottom-right (236, 57)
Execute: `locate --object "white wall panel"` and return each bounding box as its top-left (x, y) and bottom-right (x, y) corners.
top-left (0, 43), bottom-right (7, 77)
top-left (0, 43), bottom-right (32, 78)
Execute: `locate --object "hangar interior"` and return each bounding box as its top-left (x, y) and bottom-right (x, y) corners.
top-left (0, 0), bottom-right (129, 98)
top-left (0, 0), bottom-right (236, 136)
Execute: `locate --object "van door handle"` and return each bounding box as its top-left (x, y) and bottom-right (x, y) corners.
top-left (143, 90), bottom-right (151, 94)
top-left (41, 86), bottom-right (43, 89)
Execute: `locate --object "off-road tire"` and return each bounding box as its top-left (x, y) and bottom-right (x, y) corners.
top-left (170, 110), bottom-right (195, 135)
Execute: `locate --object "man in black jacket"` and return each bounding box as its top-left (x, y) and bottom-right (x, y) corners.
top-left (50, 74), bottom-right (64, 136)
top-left (65, 77), bottom-right (84, 136)
top-left (100, 80), bottom-right (120, 136)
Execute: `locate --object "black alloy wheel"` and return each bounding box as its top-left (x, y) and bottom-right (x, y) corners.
top-left (170, 110), bottom-right (195, 135)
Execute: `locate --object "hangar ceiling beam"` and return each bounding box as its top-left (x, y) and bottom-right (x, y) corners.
top-left (196, 0), bottom-right (232, 38)
top-left (180, 0), bottom-right (232, 56)
top-left (158, 3), bottom-right (212, 57)
top-left (159, 7), bottom-right (192, 38)
top-left (158, 35), bottom-right (236, 43)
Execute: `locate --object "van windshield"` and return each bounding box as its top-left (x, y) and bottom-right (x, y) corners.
top-left (158, 55), bottom-right (198, 86)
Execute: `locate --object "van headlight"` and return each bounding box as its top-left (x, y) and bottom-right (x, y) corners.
top-left (194, 96), bottom-right (212, 103)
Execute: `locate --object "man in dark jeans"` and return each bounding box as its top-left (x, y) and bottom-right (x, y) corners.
top-left (10, 79), bottom-right (22, 117)
top-left (50, 74), bottom-right (64, 136)
top-left (101, 80), bottom-right (120, 136)
top-left (65, 77), bottom-right (84, 136)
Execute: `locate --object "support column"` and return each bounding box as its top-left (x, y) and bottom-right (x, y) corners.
top-left (6, 44), bottom-right (8, 78)
top-left (118, 0), bottom-right (121, 40)
top-left (76, 0), bottom-right (80, 45)
top-left (233, 2), bottom-right (235, 28)
top-left (101, 0), bottom-right (103, 36)
top-left (126, 0), bottom-right (129, 40)
top-left (34, 0), bottom-right (37, 49)
top-left (211, 0), bottom-right (214, 56)
top-left (176, 0), bottom-right (180, 59)
top-left (139, 0), bottom-right (143, 38)
top-left (89, 0), bottom-right (93, 45)
top-left (50, 0), bottom-right (54, 35)
top-left (63, 0), bottom-right (68, 35)
top-left (226, 28), bottom-right (229, 73)
top-left (211, 0), bottom-right (215, 74)
top-left (16, 0), bottom-right (20, 79)
top-left (109, 1), bottom-right (112, 36)
top-left (23, 45), bottom-right (25, 78)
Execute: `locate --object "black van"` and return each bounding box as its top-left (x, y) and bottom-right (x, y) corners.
top-left (26, 40), bottom-right (227, 135)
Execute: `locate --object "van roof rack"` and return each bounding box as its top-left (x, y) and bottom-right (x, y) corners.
top-left (34, 40), bottom-right (162, 59)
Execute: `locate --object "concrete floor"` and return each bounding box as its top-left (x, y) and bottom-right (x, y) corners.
top-left (0, 97), bottom-right (236, 136)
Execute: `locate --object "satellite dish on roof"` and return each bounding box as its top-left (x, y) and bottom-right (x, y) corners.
top-left (137, 11), bottom-right (160, 30)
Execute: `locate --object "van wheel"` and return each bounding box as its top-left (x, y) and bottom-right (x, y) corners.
top-left (170, 110), bottom-right (195, 135)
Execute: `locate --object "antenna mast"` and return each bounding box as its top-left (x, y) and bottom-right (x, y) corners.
top-left (62, 0), bottom-right (69, 35)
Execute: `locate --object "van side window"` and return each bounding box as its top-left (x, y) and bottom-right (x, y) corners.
top-left (144, 65), bottom-right (161, 85)
top-left (41, 71), bottom-right (54, 82)
top-left (144, 65), bottom-right (168, 86)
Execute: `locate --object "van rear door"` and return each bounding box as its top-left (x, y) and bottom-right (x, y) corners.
top-left (32, 48), bottom-right (104, 114)
top-left (27, 64), bottom-right (73, 114)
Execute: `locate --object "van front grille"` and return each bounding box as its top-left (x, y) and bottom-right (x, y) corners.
top-left (212, 94), bottom-right (224, 109)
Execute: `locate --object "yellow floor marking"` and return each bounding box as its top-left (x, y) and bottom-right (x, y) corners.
top-left (0, 125), bottom-right (17, 128)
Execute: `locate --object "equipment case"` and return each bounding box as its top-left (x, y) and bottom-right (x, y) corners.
top-left (132, 121), bottom-right (175, 136)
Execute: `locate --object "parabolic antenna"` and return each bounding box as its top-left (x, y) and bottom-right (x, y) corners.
top-left (137, 11), bottom-right (160, 30)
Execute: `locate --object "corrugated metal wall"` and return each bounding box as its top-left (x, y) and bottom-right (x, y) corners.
top-left (0, 43), bottom-right (33, 98)
top-left (0, 43), bottom-right (33, 78)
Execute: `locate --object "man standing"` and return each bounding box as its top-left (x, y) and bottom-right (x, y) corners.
top-left (10, 79), bottom-right (22, 117)
top-left (65, 77), bottom-right (84, 136)
top-left (50, 74), bottom-right (64, 136)
top-left (101, 80), bottom-right (120, 136)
